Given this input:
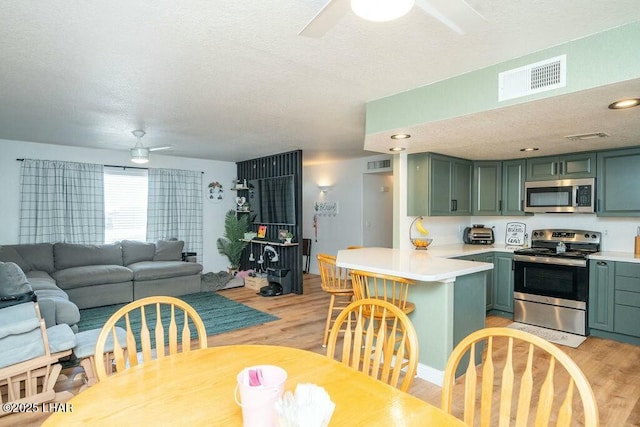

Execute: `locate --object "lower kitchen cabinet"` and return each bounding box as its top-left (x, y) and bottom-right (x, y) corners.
top-left (588, 260), bottom-right (615, 331)
top-left (589, 260), bottom-right (640, 344)
top-left (493, 252), bottom-right (514, 314)
top-left (613, 262), bottom-right (640, 338)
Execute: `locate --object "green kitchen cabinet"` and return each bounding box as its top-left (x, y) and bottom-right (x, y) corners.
top-left (472, 161), bottom-right (501, 216)
top-left (588, 260), bottom-right (615, 332)
top-left (407, 153), bottom-right (472, 216)
top-left (596, 147), bottom-right (640, 216)
top-left (472, 160), bottom-right (528, 216)
top-left (501, 159), bottom-right (529, 216)
top-left (493, 252), bottom-right (514, 314)
top-left (526, 152), bottom-right (596, 181)
top-left (613, 262), bottom-right (640, 338)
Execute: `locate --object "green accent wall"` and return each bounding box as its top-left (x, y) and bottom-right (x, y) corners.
top-left (366, 22), bottom-right (640, 134)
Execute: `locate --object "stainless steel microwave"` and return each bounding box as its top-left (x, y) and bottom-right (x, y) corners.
top-left (524, 178), bottom-right (595, 213)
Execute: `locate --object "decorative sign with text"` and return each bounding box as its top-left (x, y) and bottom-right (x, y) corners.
top-left (314, 201), bottom-right (338, 217)
top-left (505, 222), bottom-right (526, 246)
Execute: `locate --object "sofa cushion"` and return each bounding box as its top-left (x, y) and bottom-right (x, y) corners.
top-left (6, 243), bottom-right (55, 274)
top-left (52, 265), bottom-right (134, 290)
top-left (153, 240), bottom-right (184, 261)
top-left (121, 240), bottom-right (156, 265)
top-left (128, 261), bottom-right (202, 281)
top-left (25, 271), bottom-right (59, 291)
top-left (36, 294), bottom-right (80, 327)
top-left (46, 324), bottom-right (76, 353)
top-left (54, 242), bottom-right (123, 270)
top-left (0, 262), bottom-right (32, 296)
top-left (0, 246), bottom-right (30, 272)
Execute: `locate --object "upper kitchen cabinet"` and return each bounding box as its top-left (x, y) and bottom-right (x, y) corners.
top-left (472, 161), bottom-right (501, 216)
top-left (472, 159), bottom-right (528, 216)
top-left (597, 147), bottom-right (640, 217)
top-left (407, 153), bottom-right (471, 216)
top-left (526, 152), bottom-right (596, 181)
top-left (502, 160), bottom-right (529, 216)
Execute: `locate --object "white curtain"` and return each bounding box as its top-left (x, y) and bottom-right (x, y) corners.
top-left (147, 168), bottom-right (203, 258)
top-left (19, 159), bottom-right (104, 244)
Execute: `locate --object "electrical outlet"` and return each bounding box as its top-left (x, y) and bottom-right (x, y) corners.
top-left (604, 229), bottom-right (608, 236)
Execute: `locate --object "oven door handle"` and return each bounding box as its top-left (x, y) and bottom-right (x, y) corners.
top-left (513, 254), bottom-right (587, 267)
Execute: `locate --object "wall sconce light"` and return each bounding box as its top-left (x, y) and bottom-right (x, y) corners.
top-left (318, 185), bottom-right (333, 193)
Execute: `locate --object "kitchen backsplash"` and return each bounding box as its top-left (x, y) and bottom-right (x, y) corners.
top-left (408, 215), bottom-right (639, 252)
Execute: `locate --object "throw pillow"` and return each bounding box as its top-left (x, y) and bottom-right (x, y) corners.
top-left (0, 262), bottom-right (32, 296)
top-left (121, 240), bottom-right (156, 265)
top-left (153, 240), bottom-right (184, 261)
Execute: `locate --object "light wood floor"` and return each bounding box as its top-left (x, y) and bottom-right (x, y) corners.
top-left (4, 274), bottom-right (639, 426)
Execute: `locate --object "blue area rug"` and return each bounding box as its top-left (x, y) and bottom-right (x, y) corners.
top-left (77, 292), bottom-right (279, 340)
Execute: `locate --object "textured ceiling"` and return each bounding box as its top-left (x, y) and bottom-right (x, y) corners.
top-left (0, 1), bottom-right (639, 164)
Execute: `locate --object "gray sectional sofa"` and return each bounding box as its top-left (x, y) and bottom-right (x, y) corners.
top-left (0, 240), bottom-right (203, 331)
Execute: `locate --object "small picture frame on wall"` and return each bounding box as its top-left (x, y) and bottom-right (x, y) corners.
top-left (278, 229), bottom-right (288, 241)
top-left (257, 225), bottom-right (267, 239)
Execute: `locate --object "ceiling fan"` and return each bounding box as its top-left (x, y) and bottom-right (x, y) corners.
top-left (129, 130), bottom-right (172, 164)
top-left (299, 0), bottom-right (486, 38)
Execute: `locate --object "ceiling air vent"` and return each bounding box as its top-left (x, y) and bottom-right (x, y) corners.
top-left (367, 159), bottom-right (391, 171)
top-left (498, 55), bottom-right (567, 102)
top-left (564, 132), bottom-right (610, 141)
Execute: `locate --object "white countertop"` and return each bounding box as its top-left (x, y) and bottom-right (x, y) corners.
top-left (424, 243), bottom-right (518, 258)
top-left (336, 246), bottom-right (494, 282)
top-left (589, 251), bottom-right (640, 264)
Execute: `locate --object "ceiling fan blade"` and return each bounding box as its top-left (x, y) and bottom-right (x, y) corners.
top-left (148, 146), bottom-right (172, 152)
top-left (299, 0), bottom-right (351, 38)
top-left (414, 0), bottom-right (486, 35)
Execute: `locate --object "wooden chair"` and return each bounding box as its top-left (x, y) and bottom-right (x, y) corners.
top-left (93, 296), bottom-right (208, 382)
top-left (441, 327), bottom-right (599, 426)
top-left (349, 269), bottom-right (416, 315)
top-left (326, 298), bottom-right (419, 392)
top-left (317, 253), bottom-right (354, 347)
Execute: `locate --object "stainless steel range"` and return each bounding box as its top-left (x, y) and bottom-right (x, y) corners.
top-left (513, 229), bottom-right (601, 336)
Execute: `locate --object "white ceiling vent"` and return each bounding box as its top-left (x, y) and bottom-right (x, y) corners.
top-left (498, 55), bottom-right (567, 102)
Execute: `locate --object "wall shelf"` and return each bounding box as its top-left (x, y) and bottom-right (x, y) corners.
top-left (241, 239), bottom-right (298, 247)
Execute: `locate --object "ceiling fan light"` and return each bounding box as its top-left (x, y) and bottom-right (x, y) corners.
top-left (130, 147), bottom-right (149, 164)
top-left (351, 0), bottom-right (414, 22)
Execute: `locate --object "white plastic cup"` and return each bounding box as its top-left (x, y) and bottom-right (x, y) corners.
top-left (235, 365), bottom-right (287, 427)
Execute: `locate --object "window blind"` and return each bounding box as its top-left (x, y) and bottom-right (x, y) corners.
top-left (104, 167), bottom-right (148, 243)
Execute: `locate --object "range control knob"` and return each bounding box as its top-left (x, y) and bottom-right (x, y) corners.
top-left (591, 234), bottom-right (597, 239)
top-left (584, 233), bottom-right (590, 238)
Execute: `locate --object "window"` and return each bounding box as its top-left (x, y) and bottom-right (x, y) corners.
top-left (104, 167), bottom-right (148, 243)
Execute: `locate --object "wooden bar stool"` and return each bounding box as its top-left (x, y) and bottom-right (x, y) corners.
top-left (317, 253), bottom-right (353, 347)
top-left (349, 269), bottom-right (416, 316)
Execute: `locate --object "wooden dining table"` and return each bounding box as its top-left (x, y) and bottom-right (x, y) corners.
top-left (43, 344), bottom-right (464, 426)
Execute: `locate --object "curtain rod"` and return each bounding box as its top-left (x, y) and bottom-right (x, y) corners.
top-left (16, 159), bottom-right (204, 174)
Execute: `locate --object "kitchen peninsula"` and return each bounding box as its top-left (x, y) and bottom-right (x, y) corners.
top-left (336, 247), bottom-right (493, 386)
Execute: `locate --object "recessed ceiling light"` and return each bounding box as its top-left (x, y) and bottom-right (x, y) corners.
top-left (389, 147), bottom-right (406, 152)
top-left (519, 147), bottom-right (539, 152)
top-left (608, 98), bottom-right (640, 109)
top-left (390, 133), bottom-right (411, 140)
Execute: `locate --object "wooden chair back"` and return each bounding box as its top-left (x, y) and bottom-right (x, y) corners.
top-left (349, 269), bottom-right (415, 313)
top-left (326, 298), bottom-right (419, 392)
top-left (441, 327), bottom-right (599, 426)
top-left (317, 253), bottom-right (352, 293)
top-left (94, 296), bottom-right (207, 382)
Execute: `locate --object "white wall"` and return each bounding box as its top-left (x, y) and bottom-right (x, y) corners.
top-left (0, 138), bottom-right (237, 273)
top-left (303, 154), bottom-right (393, 273)
top-left (362, 173), bottom-right (393, 248)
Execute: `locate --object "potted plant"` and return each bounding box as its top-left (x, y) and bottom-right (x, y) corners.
top-left (284, 231), bottom-right (293, 244)
top-left (216, 210), bottom-right (249, 273)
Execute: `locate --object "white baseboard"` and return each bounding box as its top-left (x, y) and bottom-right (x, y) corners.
top-left (415, 362), bottom-right (444, 386)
